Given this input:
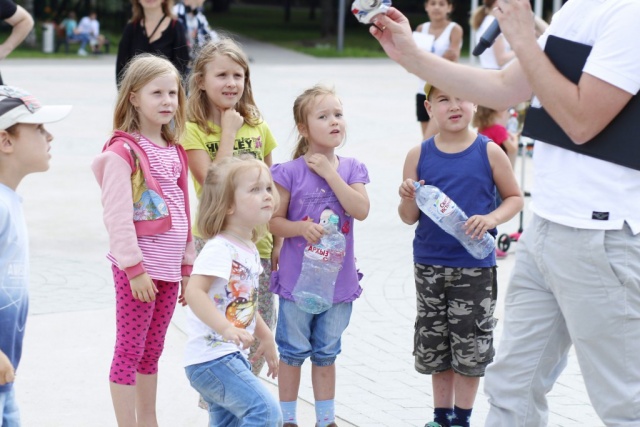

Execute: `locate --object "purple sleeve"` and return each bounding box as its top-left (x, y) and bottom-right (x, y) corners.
top-left (270, 162), bottom-right (293, 192)
top-left (347, 158), bottom-right (370, 185)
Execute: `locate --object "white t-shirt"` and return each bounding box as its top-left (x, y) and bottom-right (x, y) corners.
top-left (183, 235), bottom-right (262, 367)
top-left (530, 0), bottom-right (640, 233)
top-left (416, 22), bottom-right (456, 94)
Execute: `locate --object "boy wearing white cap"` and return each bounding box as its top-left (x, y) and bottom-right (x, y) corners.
top-left (0, 85), bottom-right (71, 425)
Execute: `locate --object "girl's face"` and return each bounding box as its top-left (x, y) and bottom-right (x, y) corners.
top-left (129, 74), bottom-right (179, 130)
top-left (425, 88), bottom-right (476, 133)
top-left (299, 95), bottom-right (345, 153)
top-left (425, 0), bottom-right (452, 22)
top-left (228, 168), bottom-right (275, 229)
top-left (199, 54), bottom-right (245, 112)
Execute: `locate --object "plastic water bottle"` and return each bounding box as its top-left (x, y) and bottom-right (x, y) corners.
top-left (413, 182), bottom-right (495, 259)
top-left (506, 109), bottom-right (519, 134)
top-left (292, 214), bottom-right (346, 314)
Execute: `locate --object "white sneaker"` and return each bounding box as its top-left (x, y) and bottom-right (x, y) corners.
top-left (78, 49), bottom-right (88, 56)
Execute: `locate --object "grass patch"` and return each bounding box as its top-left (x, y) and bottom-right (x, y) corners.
top-left (212, 4), bottom-right (426, 58)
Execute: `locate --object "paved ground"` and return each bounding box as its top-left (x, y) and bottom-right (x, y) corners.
top-left (4, 36), bottom-right (600, 426)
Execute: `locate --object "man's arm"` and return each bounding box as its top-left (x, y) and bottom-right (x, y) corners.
top-left (0, 6), bottom-right (34, 60)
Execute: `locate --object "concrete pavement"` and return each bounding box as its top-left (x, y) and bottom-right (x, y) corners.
top-left (4, 36), bottom-right (600, 426)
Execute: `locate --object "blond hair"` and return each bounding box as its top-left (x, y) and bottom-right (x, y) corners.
top-left (113, 54), bottom-right (186, 144)
top-left (130, 0), bottom-right (175, 23)
top-left (470, 0), bottom-right (497, 31)
top-left (291, 84), bottom-right (341, 159)
top-left (196, 156), bottom-right (279, 241)
top-left (472, 105), bottom-right (501, 130)
top-left (187, 38), bottom-right (261, 136)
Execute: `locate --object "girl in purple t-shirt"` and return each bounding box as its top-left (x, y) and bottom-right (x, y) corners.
top-left (269, 84), bottom-right (370, 427)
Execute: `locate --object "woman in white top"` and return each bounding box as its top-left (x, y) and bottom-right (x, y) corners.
top-left (414, 0), bottom-right (463, 141)
top-left (470, 0), bottom-right (515, 70)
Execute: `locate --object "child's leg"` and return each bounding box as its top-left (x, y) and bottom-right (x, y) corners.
top-left (109, 265), bottom-right (158, 425)
top-left (275, 298), bottom-right (313, 425)
top-left (136, 280), bottom-right (179, 425)
top-left (309, 302), bottom-right (353, 427)
top-left (185, 353), bottom-right (282, 427)
top-left (451, 374), bottom-right (480, 427)
top-left (248, 258), bottom-right (276, 376)
top-left (432, 369), bottom-right (454, 408)
top-left (0, 388), bottom-right (21, 426)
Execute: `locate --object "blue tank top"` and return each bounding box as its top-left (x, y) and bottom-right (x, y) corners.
top-left (413, 134), bottom-right (497, 267)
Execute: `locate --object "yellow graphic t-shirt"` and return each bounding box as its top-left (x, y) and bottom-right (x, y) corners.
top-left (181, 120), bottom-right (277, 258)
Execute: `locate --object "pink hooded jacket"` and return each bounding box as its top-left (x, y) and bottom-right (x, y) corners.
top-left (91, 131), bottom-right (195, 279)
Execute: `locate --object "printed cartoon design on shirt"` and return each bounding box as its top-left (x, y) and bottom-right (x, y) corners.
top-left (128, 146), bottom-right (169, 221)
top-left (205, 135), bottom-right (264, 161)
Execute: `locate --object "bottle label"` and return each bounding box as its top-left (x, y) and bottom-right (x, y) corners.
top-left (428, 194), bottom-right (456, 218)
top-left (304, 243), bottom-right (330, 262)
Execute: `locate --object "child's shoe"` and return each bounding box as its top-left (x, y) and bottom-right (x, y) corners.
top-left (425, 422), bottom-right (444, 427)
top-left (496, 248), bottom-right (508, 259)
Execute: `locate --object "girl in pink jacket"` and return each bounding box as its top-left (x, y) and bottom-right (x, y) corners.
top-left (92, 54), bottom-right (195, 426)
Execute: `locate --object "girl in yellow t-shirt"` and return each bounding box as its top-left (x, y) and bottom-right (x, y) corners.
top-left (182, 38), bottom-right (278, 387)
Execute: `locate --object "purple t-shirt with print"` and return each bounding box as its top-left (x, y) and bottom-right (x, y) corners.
top-left (270, 156), bottom-right (370, 303)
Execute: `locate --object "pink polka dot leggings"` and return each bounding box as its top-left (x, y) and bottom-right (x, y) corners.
top-left (109, 264), bottom-right (179, 385)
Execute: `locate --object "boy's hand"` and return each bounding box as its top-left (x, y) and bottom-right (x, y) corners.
top-left (129, 273), bottom-right (158, 303)
top-left (399, 179), bottom-right (423, 200)
top-left (0, 351), bottom-right (15, 385)
top-left (298, 217), bottom-right (325, 244)
top-left (465, 214), bottom-right (498, 240)
top-left (251, 338), bottom-right (279, 379)
top-left (221, 325), bottom-right (254, 349)
top-left (178, 275), bottom-right (189, 307)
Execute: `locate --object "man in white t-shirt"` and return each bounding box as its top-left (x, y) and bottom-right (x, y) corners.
top-left (77, 11), bottom-right (107, 53)
top-left (371, 1), bottom-right (640, 426)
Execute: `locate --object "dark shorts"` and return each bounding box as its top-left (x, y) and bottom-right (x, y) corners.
top-left (413, 263), bottom-right (497, 377)
top-left (416, 93), bottom-right (430, 122)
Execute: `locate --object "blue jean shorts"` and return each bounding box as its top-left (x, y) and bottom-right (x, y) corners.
top-left (185, 352), bottom-right (282, 427)
top-left (275, 297), bottom-right (353, 367)
top-left (0, 388), bottom-right (20, 427)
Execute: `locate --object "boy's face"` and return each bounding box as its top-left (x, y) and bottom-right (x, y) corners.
top-left (425, 88), bottom-right (476, 133)
top-left (6, 123), bottom-right (54, 174)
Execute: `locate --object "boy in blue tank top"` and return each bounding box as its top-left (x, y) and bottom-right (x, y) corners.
top-left (398, 84), bottom-right (523, 427)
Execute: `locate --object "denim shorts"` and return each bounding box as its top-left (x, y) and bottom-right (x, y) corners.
top-left (185, 352), bottom-right (282, 427)
top-left (0, 388), bottom-right (20, 427)
top-left (275, 297), bottom-right (352, 367)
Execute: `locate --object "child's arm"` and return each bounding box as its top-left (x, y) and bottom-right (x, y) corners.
top-left (214, 108), bottom-right (244, 164)
top-left (0, 349), bottom-right (15, 385)
top-left (503, 132), bottom-right (519, 167)
top-left (184, 274), bottom-right (255, 349)
top-left (305, 155), bottom-right (370, 221)
top-left (465, 143), bottom-right (524, 239)
top-left (270, 183), bottom-right (325, 244)
top-left (442, 23), bottom-right (463, 62)
top-left (398, 145), bottom-right (422, 225)
top-left (251, 313), bottom-right (279, 379)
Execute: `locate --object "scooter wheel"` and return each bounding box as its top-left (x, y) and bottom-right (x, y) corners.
top-left (497, 233), bottom-right (511, 252)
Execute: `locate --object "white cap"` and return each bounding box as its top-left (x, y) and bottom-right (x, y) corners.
top-left (0, 85), bottom-right (72, 130)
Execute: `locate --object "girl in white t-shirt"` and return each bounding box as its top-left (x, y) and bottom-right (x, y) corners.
top-left (183, 156), bottom-right (282, 426)
top-left (414, 0), bottom-right (463, 141)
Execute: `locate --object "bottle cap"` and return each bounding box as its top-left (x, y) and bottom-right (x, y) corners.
top-left (329, 214), bottom-right (339, 224)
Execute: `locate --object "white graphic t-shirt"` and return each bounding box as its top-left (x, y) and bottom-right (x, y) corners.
top-left (183, 235), bottom-right (262, 367)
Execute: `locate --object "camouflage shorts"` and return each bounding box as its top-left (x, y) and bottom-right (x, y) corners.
top-left (413, 263), bottom-right (497, 377)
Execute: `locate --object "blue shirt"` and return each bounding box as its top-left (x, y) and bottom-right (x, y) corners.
top-left (0, 184), bottom-right (29, 393)
top-left (413, 135), bottom-right (497, 268)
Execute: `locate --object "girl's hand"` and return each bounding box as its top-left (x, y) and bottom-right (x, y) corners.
top-left (220, 108), bottom-right (244, 136)
top-left (178, 275), bottom-right (189, 307)
top-left (399, 179), bottom-right (423, 200)
top-left (465, 214), bottom-right (498, 240)
top-left (251, 338), bottom-right (279, 380)
top-left (0, 351), bottom-right (15, 385)
top-left (221, 325), bottom-right (254, 349)
top-left (298, 217), bottom-right (325, 244)
top-left (130, 273), bottom-right (158, 303)
top-left (305, 154), bottom-right (335, 179)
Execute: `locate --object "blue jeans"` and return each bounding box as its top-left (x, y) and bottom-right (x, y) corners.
top-left (0, 388), bottom-right (20, 427)
top-left (275, 297), bottom-right (352, 367)
top-left (185, 352), bottom-right (282, 427)
top-left (68, 33), bottom-right (90, 51)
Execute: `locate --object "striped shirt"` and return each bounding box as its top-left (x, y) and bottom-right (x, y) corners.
top-left (108, 135), bottom-right (188, 282)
